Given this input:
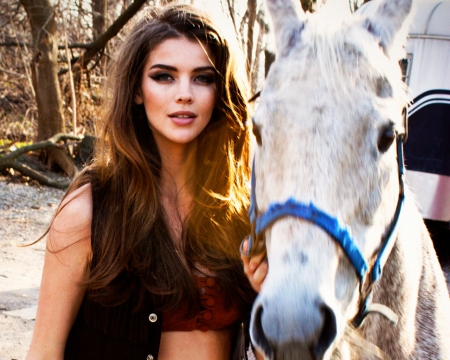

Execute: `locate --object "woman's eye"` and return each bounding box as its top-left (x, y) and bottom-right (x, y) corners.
top-left (195, 74), bottom-right (215, 84)
top-left (150, 73), bottom-right (173, 82)
top-left (378, 123), bottom-right (396, 153)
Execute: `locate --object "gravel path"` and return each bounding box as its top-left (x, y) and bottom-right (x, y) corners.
top-left (0, 178), bottom-right (64, 360)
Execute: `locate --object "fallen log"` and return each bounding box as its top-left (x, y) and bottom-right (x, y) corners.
top-left (0, 133), bottom-right (83, 189)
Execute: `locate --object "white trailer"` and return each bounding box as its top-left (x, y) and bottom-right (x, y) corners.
top-left (360, 0), bottom-right (450, 224)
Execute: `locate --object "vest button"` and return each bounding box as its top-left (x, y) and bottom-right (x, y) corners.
top-left (147, 355), bottom-right (154, 360)
top-left (203, 310), bottom-right (212, 320)
top-left (148, 313), bottom-right (158, 322)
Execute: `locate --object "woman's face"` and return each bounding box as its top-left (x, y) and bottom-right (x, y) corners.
top-left (136, 37), bottom-right (217, 150)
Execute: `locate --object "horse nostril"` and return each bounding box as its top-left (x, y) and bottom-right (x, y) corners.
top-left (313, 305), bottom-right (337, 358)
top-left (251, 303), bottom-right (274, 359)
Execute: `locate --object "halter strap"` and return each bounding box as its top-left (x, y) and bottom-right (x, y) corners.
top-left (371, 135), bottom-right (405, 282)
top-left (255, 199), bottom-right (369, 281)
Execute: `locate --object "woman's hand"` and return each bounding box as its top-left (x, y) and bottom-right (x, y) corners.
top-left (240, 238), bottom-right (268, 293)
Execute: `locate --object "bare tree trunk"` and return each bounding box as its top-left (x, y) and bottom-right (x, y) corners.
top-left (246, 0), bottom-right (257, 73)
top-left (92, 0), bottom-right (107, 40)
top-left (19, 0), bottom-right (78, 177)
top-left (19, 0), bottom-right (65, 141)
top-left (92, 0), bottom-right (107, 75)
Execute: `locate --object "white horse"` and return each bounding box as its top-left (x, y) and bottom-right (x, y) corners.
top-left (247, 0), bottom-right (450, 359)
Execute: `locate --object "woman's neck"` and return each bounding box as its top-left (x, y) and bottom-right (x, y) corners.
top-left (157, 141), bottom-right (197, 244)
top-left (158, 141), bottom-right (197, 199)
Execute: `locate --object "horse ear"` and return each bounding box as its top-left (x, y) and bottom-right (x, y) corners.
top-left (265, 0), bottom-right (305, 56)
top-left (361, 0), bottom-right (413, 59)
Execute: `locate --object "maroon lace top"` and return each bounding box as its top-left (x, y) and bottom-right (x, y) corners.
top-left (162, 276), bottom-right (243, 332)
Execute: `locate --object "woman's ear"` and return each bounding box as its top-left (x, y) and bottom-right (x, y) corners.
top-left (135, 91), bottom-right (143, 105)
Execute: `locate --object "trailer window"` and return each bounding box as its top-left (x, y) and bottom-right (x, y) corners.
top-left (400, 54), bottom-right (413, 85)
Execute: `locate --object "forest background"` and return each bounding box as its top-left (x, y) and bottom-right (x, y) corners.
top-left (0, 0), bottom-right (367, 187)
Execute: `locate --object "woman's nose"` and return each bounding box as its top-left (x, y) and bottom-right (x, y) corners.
top-left (176, 81), bottom-right (193, 104)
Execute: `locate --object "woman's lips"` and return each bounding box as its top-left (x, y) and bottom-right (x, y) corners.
top-left (169, 111), bottom-right (196, 126)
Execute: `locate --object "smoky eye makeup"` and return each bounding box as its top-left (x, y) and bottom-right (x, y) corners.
top-left (195, 73), bottom-right (216, 84)
top-left (149, 72), bottom-right (173, 82)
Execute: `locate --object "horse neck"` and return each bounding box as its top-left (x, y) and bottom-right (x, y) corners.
top-left (356, 195), bottom-right (450, 359)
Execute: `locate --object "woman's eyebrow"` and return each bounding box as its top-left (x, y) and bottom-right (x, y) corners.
top-left (193, 66), bottom-right (216, 73)
top-left (148, 64), bottom-right (215, 72)
top-left (149, 64), bottom-right (176, 71)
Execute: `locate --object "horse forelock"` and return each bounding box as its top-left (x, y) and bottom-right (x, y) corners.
top-left (294, 12), bottom-right (408, 107)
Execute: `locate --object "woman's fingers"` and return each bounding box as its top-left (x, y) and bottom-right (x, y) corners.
top-left (251, 258), bottom-right (268, 292)
top-left (241, 238), bottom-right (268, 293)
top-left (248, 251), bottom-right (266, 271)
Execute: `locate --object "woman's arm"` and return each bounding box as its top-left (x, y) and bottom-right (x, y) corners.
top-left (26, 183), bottom-right (93, 360)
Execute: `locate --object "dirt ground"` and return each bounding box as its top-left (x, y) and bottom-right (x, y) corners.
top-left (0, 178), bottom-right (63, 360)
top-left (0, 178), bottom-right (449, 360)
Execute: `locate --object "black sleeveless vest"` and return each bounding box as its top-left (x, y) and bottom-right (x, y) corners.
top-left (64, 182), bottom-right (162, 360)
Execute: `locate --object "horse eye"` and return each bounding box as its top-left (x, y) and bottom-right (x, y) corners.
top-left (376, 77), bottom-right (393, 98)
top-left (378, 123), bottom-right (396, 153)
top-left (252, 119), bottom-right (262, 145)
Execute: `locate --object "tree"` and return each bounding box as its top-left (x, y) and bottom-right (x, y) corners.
top-left (19, 0), bottom-right (64, 141)
top-left (92, 0), bottom-right (107, 40)
top-left (18, 0), bottom-right (79, 176)
top-left (11, 0), bottom-right (149, 141)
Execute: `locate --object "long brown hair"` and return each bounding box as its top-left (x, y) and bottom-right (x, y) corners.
top-left (64, 4), bottom-right (253, 311)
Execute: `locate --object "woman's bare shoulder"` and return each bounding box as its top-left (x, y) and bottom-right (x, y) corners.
top-left (60, 182), bottom-right (93, 215)
top-left (48, 183), bottom-right (93, 253)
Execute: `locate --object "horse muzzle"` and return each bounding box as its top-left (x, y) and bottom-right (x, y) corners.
top-left (250, 288), bottom-right (338, 360)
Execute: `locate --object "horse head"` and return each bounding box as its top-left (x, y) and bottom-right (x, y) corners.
top-left (249, 0), bottom-right (413, 358)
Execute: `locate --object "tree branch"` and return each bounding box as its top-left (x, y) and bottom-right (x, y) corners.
top-left (6, 0), bottom-right (146, 77)
top-left (1, 133), bottom-right (82, 161)
top-left (7, 161), bottom-right (71, 189)
top-left (77, 0), bottom-right (148, 69)
top-left (225, 0), bottom-right (237, 31)
top-left (0, 41), bottom-right (93, 49)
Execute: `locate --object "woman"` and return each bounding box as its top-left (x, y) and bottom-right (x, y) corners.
top-left (26, 4), bottom-right (265, 360)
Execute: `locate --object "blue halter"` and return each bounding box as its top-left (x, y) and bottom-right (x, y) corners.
top-left (245, 132), bottom-right (406, 327)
